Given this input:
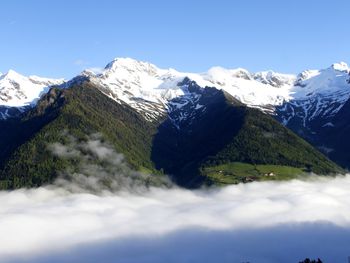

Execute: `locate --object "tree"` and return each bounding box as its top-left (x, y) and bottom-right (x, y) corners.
top-left (299, 258), bottom-right (323, 263)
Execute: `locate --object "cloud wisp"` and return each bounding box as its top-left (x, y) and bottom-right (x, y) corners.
top-left (1, 174), bottom-right (350, 263)
top-left (47, 133), bottom-right (170, 193)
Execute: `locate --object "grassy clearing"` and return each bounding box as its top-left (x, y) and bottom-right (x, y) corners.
top-left (202, 162), bottom-right (306, 185)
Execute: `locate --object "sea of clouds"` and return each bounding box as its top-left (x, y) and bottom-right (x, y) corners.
top-left (1, 176), bottom-right (350, 263)
top-left (1, 136), bottom-right (350, 263)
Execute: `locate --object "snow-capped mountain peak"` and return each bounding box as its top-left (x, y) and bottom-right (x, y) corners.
top-left (294, 63), bottom-right (350, 96)
top-left (104, 57), bottom-right (162, 75)
top-left (0, 70), bottom-right (65, 118)
top-left (277, 62), bottom-right (350, 128)
top-left (205, 67), bottom-right (252, 82)
top-left (1, 69), bottom-right (24, 79)
top-left (83, 58), bottom-right (296, 123)
top-left (2, 58), bottom-right (350, 131)
top-left (83, 58), bottom-right (188, 121)
top-left (79, 58), bottom-right (350, 126)
top-left (330, 62), bottom-right (349, 72)
top-left (253, 70), bottom-right (295, 88)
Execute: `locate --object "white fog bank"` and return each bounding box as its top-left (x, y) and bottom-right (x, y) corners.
top-left (1, 175), bottom-right (350, 263)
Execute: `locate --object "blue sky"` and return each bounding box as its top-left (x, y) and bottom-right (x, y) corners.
top-left (1, 0), bottom-right (349, 78)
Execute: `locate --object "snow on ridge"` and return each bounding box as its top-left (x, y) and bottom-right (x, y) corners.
top-left (330, 62), bottom-right (349, 72)
top-left (28, 75), bottom-right (65, 85)
top-left (253, 70), bottom-right (296, 87)
top-left (0, 69), bottom-right (65, 108)
top-left (293, 62), bottom-right (350, 98)
top-left (1, 58), bottom-right (350, 123)
top-left (98, 58), bottom-right (296, 106)
top-left (277, 62), bottom-right (350, 126)
top-left (82, 58), bottom-right (350, 123)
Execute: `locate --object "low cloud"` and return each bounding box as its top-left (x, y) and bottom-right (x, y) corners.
top-left (1, 134), bottom-right (349, 262)
top-left (74, 59), bottom-right (89, 66)
top-left (47, 133), bottom-right (170, 193)
top-left (1, 175), bottom-right (350, 262)
top-left (85, 67), bottom-right (104, 74)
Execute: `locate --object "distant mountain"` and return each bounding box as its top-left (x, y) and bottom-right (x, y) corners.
top-left (276, 62), bottom-right (350, 133)
top-left (0, 82), bottom-right (162, 189)
top-left (0, 58), bottom-right (347, 189)
top-left (150, 79), bottom-right (341, 186)
top-left (77, 59), bottom-right (350, 169)
top-left (0, 70), bottom-right (64, 119)
top-left (2, 58), bottom-right (349, 128)
top-left (274, 63), bottom-right (350, 167)
top-left (78, 58), bottom-right (296, 123)
top-left (76, 59), bottom-right (350, 129)
top-left (305, 95), bottom-right (350, 168)
top-left (83, 58), bottom-right (350, 168)
top-left (0, 78), bottom-right (341, 189)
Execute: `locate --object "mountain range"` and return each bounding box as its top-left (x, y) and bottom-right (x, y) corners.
top-left (0, 58), bottom-right (349, 189)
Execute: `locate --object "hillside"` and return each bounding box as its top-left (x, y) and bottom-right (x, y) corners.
top-left (0, 82), bottom-right (163, 189)
top-left (1, 59), bottom-right (350, 174)
top-left (0, 78), bottom-right (343, 189)
top-left (151, 82), bottom-right (342, 186)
